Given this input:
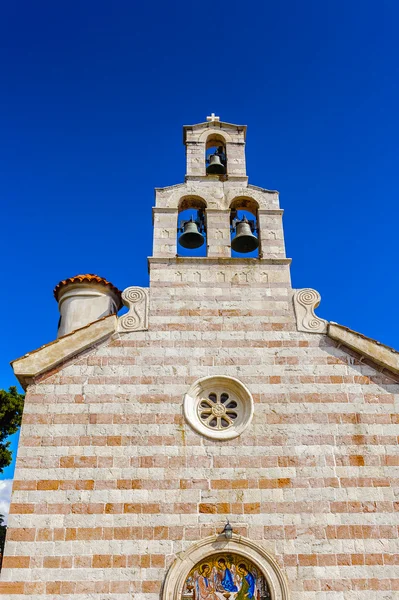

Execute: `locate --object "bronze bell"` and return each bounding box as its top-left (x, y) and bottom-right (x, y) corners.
top-left (206, 153), bottom-right (226, 175)
top-left (231, 216), bottom-right (259, 253)
top-left (178, 217), bottom-right (205, 249)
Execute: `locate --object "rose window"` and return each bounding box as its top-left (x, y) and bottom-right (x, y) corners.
top-left (198, 392), bottom-right (238, 430)
top-left (184, 376), bottom-right (254, 440)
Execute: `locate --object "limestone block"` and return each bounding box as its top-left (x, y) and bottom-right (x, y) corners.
top-left (205, 210), bottom-right (231, 257)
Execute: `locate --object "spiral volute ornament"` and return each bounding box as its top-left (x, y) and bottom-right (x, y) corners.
top-left (118, 286), bottom-right (149, 332)
top-left (120, 313), bottom-right (140, 329)
top-left (296, 288), bottom-right (320, 307)
top-left (293, 288), bottom-right (327, 334)
top-left (122, 287), bottom-right (146, 304)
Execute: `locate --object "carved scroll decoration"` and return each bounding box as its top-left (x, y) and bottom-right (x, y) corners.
top-left (118, 287), bottom-right (149, 332)
top-left (293, 288), bottom-right (327, 333)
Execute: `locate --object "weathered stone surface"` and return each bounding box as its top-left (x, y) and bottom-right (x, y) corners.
top-left (328, 322), bottom-right (399, 374)
top-left (12, 315), bottom-right (117, 389)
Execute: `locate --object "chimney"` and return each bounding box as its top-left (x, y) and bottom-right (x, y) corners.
top-left (53, 274), bottom-right (122, 338)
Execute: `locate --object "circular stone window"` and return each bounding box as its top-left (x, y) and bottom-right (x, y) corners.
top-left (183, 376), bottom-right (254, 440)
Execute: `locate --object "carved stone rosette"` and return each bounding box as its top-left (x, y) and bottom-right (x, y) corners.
top-left (118, 287), bottom-right (149, 332)
top-left (293, 288), bottom-right (327, 333)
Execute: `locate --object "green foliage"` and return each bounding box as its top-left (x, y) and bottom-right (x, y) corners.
top-left (0, 387), bottom-right (25, 473)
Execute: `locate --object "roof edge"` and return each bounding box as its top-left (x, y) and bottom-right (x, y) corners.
top-left (327, 322), bottom-right (399, 375)
top-left (12, 314), bottom-right (117, 390)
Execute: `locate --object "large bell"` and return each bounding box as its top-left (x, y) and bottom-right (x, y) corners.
top-left (179, 218), bottom-right (205, 249)
top-left (231, 217), bottom-right (259, 253)
top-left (206, 153), bottom-right (226, 175)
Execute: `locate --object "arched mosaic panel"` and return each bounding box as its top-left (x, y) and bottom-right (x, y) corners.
top-left (182, 553), bottom-right (271, 600)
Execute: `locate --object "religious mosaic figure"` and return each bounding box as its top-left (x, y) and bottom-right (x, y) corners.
top-left (236, 564), bottom-right (255, 600)
top-left (182, 553), bottom-right (271, 600)
top-left (197, 564), bottom-right (219, 600)
top-left (217, 558), bottom-right (238, 592)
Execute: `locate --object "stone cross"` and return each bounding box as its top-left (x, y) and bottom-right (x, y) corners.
top-left (206, 113), bottom-right (220, 122)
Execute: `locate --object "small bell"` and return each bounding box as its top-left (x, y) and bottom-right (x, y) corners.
top-left (178, 217), bottom-right (205, 249)
top-left (206, 153), bottom-right (226, 175)
top-left (231, 216), bottom-right (259, 253)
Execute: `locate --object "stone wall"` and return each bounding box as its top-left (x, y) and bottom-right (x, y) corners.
top-left (1, 257), bottom-right (398, 599)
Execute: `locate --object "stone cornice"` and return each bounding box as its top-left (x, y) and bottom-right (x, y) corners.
top-left (154, 182), bottom-right (186, 193)
top-left (152, 206), bottom-right (178, 213)
top-left (148, 257), bottom-right (292, 266)
top-left (327, 322), bottom-right (399, 375)
top-left (11, 315), bottom-right (117, 390)
top-left (292, 287), bottom-right (399, 376)
top-left (247, 183), bottom-right (279, 194)
top-left (257, 208), bottom-right (284, 215)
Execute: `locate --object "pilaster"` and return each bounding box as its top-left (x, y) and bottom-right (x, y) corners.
top-left (152, 207), bottom-right (178, 257)
top-left (225, 141), bottom-right (246, 177)
top-left (205, 209), bottom-right (231, 258)
top-left (185, 141), bottom-right (206, 177)
top-left (258, 209), bottom-right (286, 258)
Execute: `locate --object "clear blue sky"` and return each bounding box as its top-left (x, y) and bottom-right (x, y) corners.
top-left (1, 1), bottom-right (399, 479)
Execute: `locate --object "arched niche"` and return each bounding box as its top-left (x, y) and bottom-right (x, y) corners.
top-left (205, 133), bottom-right (227, 176)
top-left (229, 197), bottom-right (260, 257)
top-left (177, 196), bottom-right (207, 257)
top-left (162, 535), bottom-right (289, 600)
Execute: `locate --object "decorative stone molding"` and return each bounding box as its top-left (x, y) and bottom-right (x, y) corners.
top-left (293, 288), bottom-right (327, 333)
top-left (118, 287), bottom-right (149, 332)
top-left (163, 534), bottom-right (289, 600)
top-left (183, 376), bottom-right (254, 440)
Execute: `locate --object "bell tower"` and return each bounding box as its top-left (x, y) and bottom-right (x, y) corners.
top-left (151, 114), bottom-right (289, 261)
top-left (150, 115), bottom-right (293, 327)
top-left (184, 113), bottom-right (247, 180)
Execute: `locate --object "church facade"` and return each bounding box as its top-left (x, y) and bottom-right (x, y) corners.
top-left (1, 116), bottom-right (398, 599)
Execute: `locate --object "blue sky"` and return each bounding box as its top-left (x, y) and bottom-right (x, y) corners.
top-left (1, 1), bottom-right (399, 504)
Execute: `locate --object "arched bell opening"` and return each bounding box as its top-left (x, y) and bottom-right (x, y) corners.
top-left (230, 198), bottom-right (260, 258)
top-left (177, 197), bottom-right (207, 257)
top-left (206, 134), bottom-right (227, 176)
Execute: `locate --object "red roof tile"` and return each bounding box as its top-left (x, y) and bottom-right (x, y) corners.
top-left (53, 274), bottom-right (122, 305)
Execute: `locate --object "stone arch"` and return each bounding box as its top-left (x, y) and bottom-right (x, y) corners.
top-left (230, 196), bottom-right (260, 217)
top-left (198, 128), bottom-right (234, 143)
top-left (203, 133), bottom-right (228, 176)
top-left (229, 197), bottom-right (260, 256)
top-left (162, 534), bottom-right (289, 600)
top-left (204, 132), bottom-right (228, 151)
top-left (177, 196), bottom-right (207, 256)
top-left (178, 195), bottom-right (207, 213)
